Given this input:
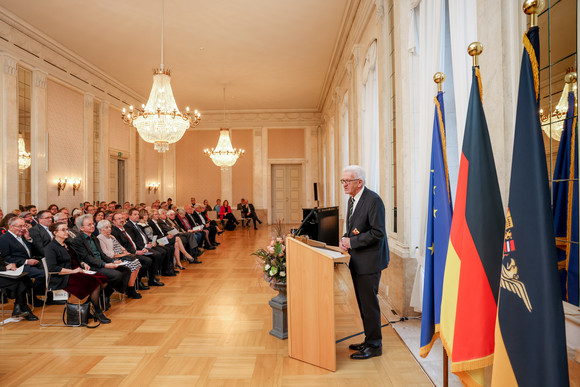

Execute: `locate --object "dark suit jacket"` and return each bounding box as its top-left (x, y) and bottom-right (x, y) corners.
top-left (191, 212), bottom-right (206, 227)
top-left (70, 233), bottom-right (112, 269)
top-left (343, 187), bottom-right (389, 275)
top-left (148, 219), bottom-right (167, 238)
top-left (158, 219), bottom-right (175, 234)
top-left (185, 213), bottom-right (198, 228)
top-left (0, 232), bottom-right (35, 265)
top-left (111, 226), bottom-right (137, 254)
top-left (124, 220), bottom-right (148, 250)
top-left (29, 224), bottom-right (52, 256)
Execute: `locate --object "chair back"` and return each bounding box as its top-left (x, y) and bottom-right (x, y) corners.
top-left (41, 257), bottom-right (50, 289)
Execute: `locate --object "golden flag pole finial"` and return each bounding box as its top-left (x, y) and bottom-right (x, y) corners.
top-left (468, 42), bottom-right (483, 67)
top-left (434, 72), bottom-right (445, 93)
top-left (523, 0), bottom-right (545, 28)
top-left (565, 71), bottom-right (577, 85)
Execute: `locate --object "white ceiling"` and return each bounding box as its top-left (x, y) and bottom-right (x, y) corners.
top-left (0, 0), bottom-right (350, 112)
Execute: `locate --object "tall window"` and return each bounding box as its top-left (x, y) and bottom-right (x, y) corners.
top-left (328, 117), bottom-right (336, 205)
top-left (539, 0), bottom-right (578, 306)
top-left (360, 40), bottom-right (379, 192)
top-left (340, 92), bottom-right (350, 211)
top-left (18, 66), bottom-right (32, 207)
top-left (388, 0), bottom-right (398, 233)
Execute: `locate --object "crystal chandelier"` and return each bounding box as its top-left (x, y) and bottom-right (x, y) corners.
top-left (18, 135), bottom-right (31, 170)
top-left (204, 87), bottom-right (245, 169)
top-left (121, 0), bottom-right (200, 153)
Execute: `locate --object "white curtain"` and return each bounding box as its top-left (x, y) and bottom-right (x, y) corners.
top-left (360, 40), bottom-right (379, 192)
top-left (406, 0), bottom-right (444, 311)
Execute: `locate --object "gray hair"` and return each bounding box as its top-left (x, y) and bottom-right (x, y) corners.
top-left (76, 214), bottom-right (93, 229)
top-left (53, 212), bottom-right (68, 223)
top-left (7, 216), bottom-right (23, 227)
top-left (97, 219), bottom-right (111, 231)
top-left (167, 210), bottom-right (175, 216)
top-left (159, 208), bottom-right (167, 215)
top-left (176, 207), bottom-right (186, 215)
top-left (342, 165), bottom-right (366, 183)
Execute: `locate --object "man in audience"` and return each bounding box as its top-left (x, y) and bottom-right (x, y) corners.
top-left (70, 214), bottom-right (134, 305)
top-left (172, 208), bottom-right (204, 249)
top-left (159, 209), bottom-right (202, 262)
top-left (0, 253), bottom-right (38, 321)
top-left (124, 208), bottom-right (174, 277)
top-left (193, 204), bottom-right (219, 247)
top-left (99, 201), bottom-right (107, 211)
top-left (29, 210), bottom-right (54, 256)
top-left (26, 205), bottom-right (38, 226)
top-left (240, 198), bottom-right (262, 230)
top-left (86, 205), bottom-right (97, 215)
top-left (185, 205), bottom-right (214, 250)
top-left (47, 204), bottom-right (59, 215)
top-left (190, 197), bottom-right (196, 206)
top-left (123, 202), bottom-right (131, 210)
top-left (213, 199), bottom-right (221, 213)
top-left (0, 216), bottom-right (46, 306)
top-left (108, 202), bottom-right (117, 212)
top-left (167, 198), bottom-right (174, 209)
top-left (111, 212), bottom-right (163, 288)
top-left (82, 202), bottom-right (90, 212)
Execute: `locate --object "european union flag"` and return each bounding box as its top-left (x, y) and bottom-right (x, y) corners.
top-left (420, 91), bottom-right (453, 357)
top-left (552, 90), bottom-right (579, 306)
top-left (491, 26), bottom-right (569, 387)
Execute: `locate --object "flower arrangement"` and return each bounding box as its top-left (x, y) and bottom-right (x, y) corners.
top-left (253, 220), bottom-right (286, 287)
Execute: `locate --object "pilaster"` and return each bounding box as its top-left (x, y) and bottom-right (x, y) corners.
top-left (1, 53), bottom-right (19, 211)
top-left (31, 68), bottom-right (47, 208)
top-left (83, 93), bottom-right (94, 202)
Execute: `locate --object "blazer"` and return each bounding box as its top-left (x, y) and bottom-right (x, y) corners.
top-left (29, 224), bottom-right (52, 256)
top-left (44, 239), bottom-right (74, 289)
top-left (111, 226), bottom-right (137, 254)
top-left (0, 232), bottom-right (35, 265)
top-left (158, 218), bottom-right (175, 234)
top-left (70, 233), bottom-right (113, 269)
top-left (218, 206), bottom-right (232, 220)
top-left (343, 187), bottom-right (389, 275)
top-left (124, 220), bottom-right (148, 250)
top-left (191, 212), bottom-right (206, 227)
top-left (148, 219), bottom-right (167, 238)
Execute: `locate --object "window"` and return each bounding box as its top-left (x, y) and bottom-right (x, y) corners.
top-left (360, 40), bottom-right (379, 192)
top-left (18, 66), bottom-right (31, 206)
top-left (539, 0), bottom-right (578, 306)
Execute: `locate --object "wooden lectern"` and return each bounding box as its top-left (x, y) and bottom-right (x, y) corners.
top-left (285, 236), bottom-right (350, 372)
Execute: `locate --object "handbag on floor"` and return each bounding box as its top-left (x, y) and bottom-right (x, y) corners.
top-left (62, 302), bottom-right (100, 328)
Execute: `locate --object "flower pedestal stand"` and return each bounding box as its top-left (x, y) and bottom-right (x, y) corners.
top-left (269, 283), bottom-right (288, 339)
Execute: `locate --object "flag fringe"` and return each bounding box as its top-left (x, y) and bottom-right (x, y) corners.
top-left (523, 32), bottom-right (539, 99)
top-left (435, 95), bottom-right (452, 204)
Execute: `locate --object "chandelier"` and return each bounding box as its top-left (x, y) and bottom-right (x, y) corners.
top-left (540, 70), bottom-right (577, 141)
top-left (121, 0), bottom-right (200, 153)
top-left (204, 87), bottom-right (245, 169)
top-left (18, 135), bottom-right (31, 170)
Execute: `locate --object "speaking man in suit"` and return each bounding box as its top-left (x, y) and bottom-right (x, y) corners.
top-left (338, 165), bottom-right (389, 360)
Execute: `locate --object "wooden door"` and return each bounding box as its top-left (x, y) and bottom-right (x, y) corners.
top-left (271, 164), bottom-right (302, 224)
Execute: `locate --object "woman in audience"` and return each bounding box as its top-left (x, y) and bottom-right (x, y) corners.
top-left (47, 204), bottom-right (59, 215)
top-left (138, 209), bottom-right (155, 241)
top-left (149, 209), bottom-right (193, 269)
top-left (218, 200), bottom-right (239, 226)
top-left (0, 213), bottom-right (17, 234)
top-left (44, 222), bottom-right (111, 323)
top-left (92, 211), bottom-right (105, 236)
top-left (203, 199), bottom-right (212, 212)
top-left (163, 210), bottom-right (201, 262)
top-left (96, 220), bottom-right (142, 298)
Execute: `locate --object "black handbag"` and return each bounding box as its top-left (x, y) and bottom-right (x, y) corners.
top-left (62, 302), bottom-right (100, 328)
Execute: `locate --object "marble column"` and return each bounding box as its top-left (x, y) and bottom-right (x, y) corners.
top-left (252, 127), bottom-right (264, 209)
top-left (1, 54), bottom-right (19, 211)
top-left (31, 69), bottom-right (47, 209)
top-left (221, 167), bottom-right (233, 204)
top-left (161, 144), bottom-right (176, 201)
top-left (101, 102), bottom-right (110, 201)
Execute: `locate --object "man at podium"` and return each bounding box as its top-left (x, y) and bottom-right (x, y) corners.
top-left (339, 165), bottom-right (389, 360)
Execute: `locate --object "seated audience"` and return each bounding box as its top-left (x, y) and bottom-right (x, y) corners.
top-left (160, 209), bottom-right (202, 263)
top-left (213, 199), bottom-right (221, 213)
top-left (149, 209), bottom-right (196, 269)
top-left (110, 212), bottom-right (161, 288)
top-left (124, 208), bottom-right (174, 277)
top-left (193, 204), bottom-right (219, 247)
top-left (96, 220), bottom-right (142, 299)
top-left (0, 253), bottom-right (38, 321)
top-left (70, 214), bottom-right (132, 308)
top-left (29, 210), bottom-right (54, 256)
top-left (167, 198), bottom-right (174, 210)
top-left (47, 204), bottom-right (59, 215)
top-left (184, 205), bottom-right (214, 250)
top-left (92, 211), bottom-right (105, 236)
top-left (218, 200), bottom-right (239, 230)
top-left (45, 222), bottom-right (111, 322)
top-left (0, 216), bottom-right (46, 306)
top-left (240, 198), bottom-right (262, 230)
top-left (107, 202), bottom-right (117, 212)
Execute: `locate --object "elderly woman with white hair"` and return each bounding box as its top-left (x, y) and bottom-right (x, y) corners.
top-left (96, 219), bottom-right (142, 299)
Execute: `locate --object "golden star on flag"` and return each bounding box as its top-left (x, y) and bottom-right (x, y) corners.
top-left (428, 243), bottom-right (434, 255)
top-left (433, 209), bottom-right (438, 218)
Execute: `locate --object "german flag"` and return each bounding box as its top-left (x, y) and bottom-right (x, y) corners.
top-left (439, 66), bottom-right (505, 386)
top-left (420, 90), bottom-right (453, 358)
top-left (491, 26), bottom-right (569, 387)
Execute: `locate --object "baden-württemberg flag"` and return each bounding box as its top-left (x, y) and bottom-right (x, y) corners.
top-left (439, 67), bottom-right (504, 387)
top-left (491, 26), bottom-right (569, 387)
top-left (420, 91), bottom-right (453, 358)
top-left (552, 88), bottom-right (579, 306)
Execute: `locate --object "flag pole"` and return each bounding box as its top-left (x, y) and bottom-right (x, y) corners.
top-left (433, 71), bottom-right (448, 387)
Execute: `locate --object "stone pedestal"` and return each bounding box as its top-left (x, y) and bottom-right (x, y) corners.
top-left (269, 284), bottom-right (288, 340)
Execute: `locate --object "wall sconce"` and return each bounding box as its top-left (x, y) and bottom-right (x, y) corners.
top-left (56, 177), bottom-right (67, 196)
top-left (72, 178), bottom-right (82, 196)
top-left (147, 182), bottom-right (160, 194)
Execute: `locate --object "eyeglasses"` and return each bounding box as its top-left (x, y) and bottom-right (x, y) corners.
top-left (58, 228), bottom-right (69, 232)
top-left (340, 179), bottom-right (360, 185)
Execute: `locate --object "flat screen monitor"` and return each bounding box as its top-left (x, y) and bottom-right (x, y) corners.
top-left (300, 206), bottom-right (339, 246)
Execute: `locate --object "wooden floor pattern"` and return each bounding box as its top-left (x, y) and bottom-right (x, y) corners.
top-left (0, 226), bottom-right (431, 386)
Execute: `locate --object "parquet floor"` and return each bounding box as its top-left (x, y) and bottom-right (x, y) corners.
top-left (0, 226), bottom-right (432, 386)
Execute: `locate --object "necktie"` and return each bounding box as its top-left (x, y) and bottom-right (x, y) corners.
top-left (122, 229), bottom-right (137, 250)
top-left (347, 196), bottom-right (354, 231)
top-left (181, 215), bottom-right (191, 230)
